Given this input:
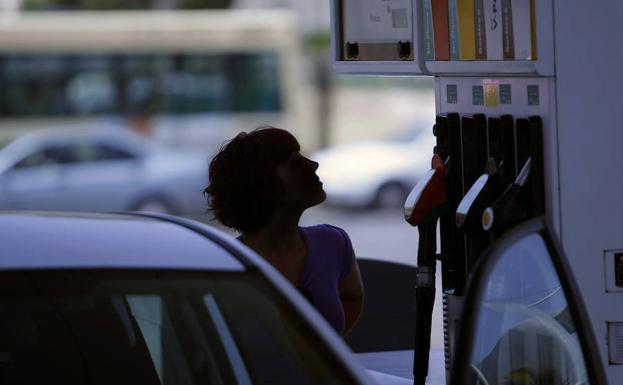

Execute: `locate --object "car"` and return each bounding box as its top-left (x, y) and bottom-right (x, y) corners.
top-left (312, 123), bottom-right (436, 208)
top-left (4, 215), bottom-right (599, 385)
top-left (0, 128), bottom-right (208, 214)
top-left (0, 211), bottom-right (415, 385)
top-left (0, 212), bottom-right (370, 384)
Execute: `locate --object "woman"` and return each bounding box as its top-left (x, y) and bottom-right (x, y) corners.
top-left (204, 127), bottom-right (364, 336)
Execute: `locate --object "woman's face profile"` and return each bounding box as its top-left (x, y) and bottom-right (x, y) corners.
top-left (275, 151), bottom-right (326, 209)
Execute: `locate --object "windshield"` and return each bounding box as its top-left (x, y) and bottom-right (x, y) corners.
top-left (0, 270), bottom-right (356, 385)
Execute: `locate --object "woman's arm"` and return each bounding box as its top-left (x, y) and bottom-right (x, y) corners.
top-left (339, 256), bottom-right (364, 336)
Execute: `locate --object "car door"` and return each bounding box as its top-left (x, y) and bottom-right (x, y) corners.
top-left (449, 218), bottom-right (606, 385)
top-left (0, 145), bottom-right (68, 210)
top-left (57, 141), bottom-right (144, 212)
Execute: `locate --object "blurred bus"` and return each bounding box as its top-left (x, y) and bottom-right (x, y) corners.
top-left (0, 10), bottom-right (312, 152)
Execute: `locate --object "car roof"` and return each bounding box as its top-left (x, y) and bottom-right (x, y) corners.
top-left (0, 211), bottom-right (245, 271)
top-left (1, 127), bottom-right (156, 153)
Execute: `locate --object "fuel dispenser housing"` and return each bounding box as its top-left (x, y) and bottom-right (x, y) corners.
top-left (331, 1), bottom-right (623, 384)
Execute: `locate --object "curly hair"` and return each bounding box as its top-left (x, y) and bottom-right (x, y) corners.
top-left (204, 127), bottom-right (300, 235)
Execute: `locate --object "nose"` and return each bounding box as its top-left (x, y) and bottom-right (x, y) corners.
top-left (308, 158), bottom-right (319, 171)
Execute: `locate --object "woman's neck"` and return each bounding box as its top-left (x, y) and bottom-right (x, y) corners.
top-left (242, 209), bottom-right (304, 260)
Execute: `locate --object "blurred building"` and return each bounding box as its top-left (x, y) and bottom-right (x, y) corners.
top-left (233, 0), bottom-right (330, 32)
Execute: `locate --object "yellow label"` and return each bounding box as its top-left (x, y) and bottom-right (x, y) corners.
top-left (530, 0), bottom-right (537, 60)
top-left (484, 81), bottom-right (500, 107)
top-left (482, 210), bottom-right (491, 227)
top-left (457, 0), bottom-right (476, 60)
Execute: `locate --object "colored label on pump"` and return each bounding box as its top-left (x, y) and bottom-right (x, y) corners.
top-left (484, 81), bottom-right (500, 107)
top-left (447, 84), bottom-right (458, 104)
top-left (527, 85), bottom-right (540, 105)
top-left (472, 86), bottom-right (484, 105)
top-left (500, 84), bottom-right (512, 104)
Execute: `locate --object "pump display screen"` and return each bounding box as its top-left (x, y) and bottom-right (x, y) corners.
top-left (340, 0), bottom-right (413, 61)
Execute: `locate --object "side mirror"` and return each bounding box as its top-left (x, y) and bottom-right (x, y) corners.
top-left (450, 219), bottom-right (606, 385)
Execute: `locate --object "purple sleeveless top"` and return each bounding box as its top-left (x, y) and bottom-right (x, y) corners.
top-left (297, 224), bottom-right (354, 333)
top-left (238, 224), bottom-right (354, 333)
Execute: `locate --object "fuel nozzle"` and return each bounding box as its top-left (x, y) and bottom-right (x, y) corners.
top-left (482, 157), bottom-right (532, 232)
top-left (403, 154), bottom-right (448, 385)
top-left (404, 154), bottom-right (448, 226)
top-left (455, 157), bottom-right (501, 230)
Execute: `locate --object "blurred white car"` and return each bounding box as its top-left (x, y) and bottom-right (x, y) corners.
top-left (313, 124), bottom-right (435, 208)
top-left (0, 129), bottom-right (208, 214)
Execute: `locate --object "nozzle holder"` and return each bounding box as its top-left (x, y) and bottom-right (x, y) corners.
top-left (414, 266), bottom-right (436, 288)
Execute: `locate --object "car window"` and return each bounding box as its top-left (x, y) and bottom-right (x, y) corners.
top-left (464, 233), bottom-right (590, 385)
top-left (0, 138), bottom-right (12, 151)
top-left (1, 53), bottom-right (281, 117)
top-left (0, 270), bottom-right (357, 385)
top-left (13, 146), bottom-right (76, 169)
top-left (13, 143), bottom-right (136, 170)
top-left (73, 143), bottom-right (136, 162)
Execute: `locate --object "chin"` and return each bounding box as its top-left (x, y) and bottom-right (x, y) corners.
top-left (306, 191), bottom-right (326, 209)
top-left (319, 190), bottom-right (327, 203)
top-left (314, 187), bottom-right (327, 203)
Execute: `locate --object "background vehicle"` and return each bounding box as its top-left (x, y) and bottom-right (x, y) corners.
top-left (313, 122), bottom-right (435, 208)
top-left (0, 211), bottom-right (385, 385)
top-left (0, 9), bottom-right (312, 152)
top-left (0, 128), bottom-right (207, 214)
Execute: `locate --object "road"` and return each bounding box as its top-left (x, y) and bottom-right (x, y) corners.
top-left (301, 204), bottom-right (420, 263)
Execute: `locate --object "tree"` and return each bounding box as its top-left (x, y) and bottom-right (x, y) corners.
top-left (305, 30), bottom-right (332, 149)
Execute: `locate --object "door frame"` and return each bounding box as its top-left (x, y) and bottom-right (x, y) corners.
top-left (449, 217), bottom-right (607, 385)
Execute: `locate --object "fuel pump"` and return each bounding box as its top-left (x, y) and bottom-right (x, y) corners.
top-left (331, 1), bottom-right (623, 384)
top-left (404, 109), bottom-right (548, 385)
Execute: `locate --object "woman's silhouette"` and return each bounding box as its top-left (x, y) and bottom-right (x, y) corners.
top-left (205, 127), bottom-right (364, 335)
